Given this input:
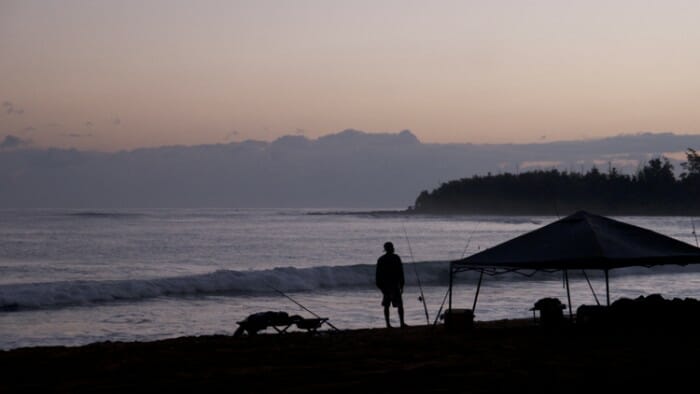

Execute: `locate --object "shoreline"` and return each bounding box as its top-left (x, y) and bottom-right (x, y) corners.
top-left (2, 319), bottom-right (699, 392)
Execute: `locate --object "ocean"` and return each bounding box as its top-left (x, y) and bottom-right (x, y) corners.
top-left (1, 209), bottom-right (699, 349)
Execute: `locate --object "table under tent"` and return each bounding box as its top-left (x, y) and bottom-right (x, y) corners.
top-left (447, 211), bottom-right (700, 324)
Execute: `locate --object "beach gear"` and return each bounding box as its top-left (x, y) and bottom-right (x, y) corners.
top-left (265, 282), bottom-right (340, 331)
top-left (449, 211), bottom-right (700, 316)
top-left (234, 311), bottom-right (329, 336)
top-left (454, 211), bottom-right (700, 271)
top-left (530, 298), bottom-right (565, 326)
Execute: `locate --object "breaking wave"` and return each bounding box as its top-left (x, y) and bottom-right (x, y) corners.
top-left (0, 261), bottom-right (451, 311)
top-left (2, 261), bottom-right (697, 311)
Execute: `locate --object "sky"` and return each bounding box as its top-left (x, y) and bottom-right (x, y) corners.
top-left (2, 0), bottom-right (699, 151)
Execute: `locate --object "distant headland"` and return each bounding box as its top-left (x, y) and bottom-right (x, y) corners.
top-left (407, 148), bottom-right (700, 216)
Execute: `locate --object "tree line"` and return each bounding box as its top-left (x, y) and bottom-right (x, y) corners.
top-left (410, 148), bottom-right (700, 215)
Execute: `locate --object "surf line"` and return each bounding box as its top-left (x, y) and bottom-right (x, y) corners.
top-left (403, 224), bottom-right (430, 325)
top-left (264, 282), bottom-right (340, 331)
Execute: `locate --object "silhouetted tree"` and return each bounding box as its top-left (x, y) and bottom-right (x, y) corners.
top-left (637, 157), bottom-right (675, 185)
top-left (412, 155), bottom-right (700, 215)
top-left (680, 148), bottom-right (700, 204)
top-left (681, 148), bottom-right (700, 178)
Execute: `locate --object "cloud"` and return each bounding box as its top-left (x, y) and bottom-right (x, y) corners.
top-left (62, 133), bottom-right (93, 138)
top-left (520, 160), bottom-right (563, 169)
top-left (0, 135), bottom-right (31, 149)
top-left (225, 130), bottom-right (239, 140)
top-left (2, 101), bottom-right (24, 115)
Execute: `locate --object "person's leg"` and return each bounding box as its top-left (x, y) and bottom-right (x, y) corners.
top-left (384, 306), bottom-right (392, 328)
top-left (398, 305), bottom-right (406, 327)
top-left (395, 291), bottom-right (407, 327)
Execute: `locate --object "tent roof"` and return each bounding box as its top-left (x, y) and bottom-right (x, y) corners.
top-left (454, 211), bottom-right (700, 271)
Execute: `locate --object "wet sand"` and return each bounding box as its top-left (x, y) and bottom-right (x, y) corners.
top-left (1, 319), bottom-right (698, 393)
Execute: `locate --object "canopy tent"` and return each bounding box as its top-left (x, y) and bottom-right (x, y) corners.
top-left (448, 211), bottom-right (700, 315)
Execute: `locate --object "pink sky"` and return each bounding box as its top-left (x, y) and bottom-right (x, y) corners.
top-left (2, 0), bottom-right (699, 151)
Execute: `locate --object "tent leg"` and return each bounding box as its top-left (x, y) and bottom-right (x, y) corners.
top-left (472, 269), bottom-right (484, 313)
top-left (448, 263), bottom-right (453, 312)
top-left (604, 269), bottom-right (610, 306)
top-left (564, 269), bottom-right (573, 320)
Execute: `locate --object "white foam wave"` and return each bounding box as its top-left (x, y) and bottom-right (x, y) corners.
top-left (2, 261), bottom-right (696, 311)
top-left (0, 261), bottom-right (451, 311)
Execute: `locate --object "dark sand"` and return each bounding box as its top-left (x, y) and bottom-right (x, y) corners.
top-left (1, 319), bottom-right (698, 393)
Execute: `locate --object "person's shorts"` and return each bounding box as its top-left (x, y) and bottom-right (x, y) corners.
top-left (381, 288), bottom-right (403, 308)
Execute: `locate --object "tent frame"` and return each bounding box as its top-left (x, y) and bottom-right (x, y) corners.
top-left (448, 263), bottom-right (612, 317)
top-left (447, 211), bottom-right (700, 318)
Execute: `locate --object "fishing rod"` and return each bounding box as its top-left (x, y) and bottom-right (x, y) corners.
top-left (433, 222), bottom-right (481, 326)
top-left (265, 282), bottom-right (340, 331)
top-left (692, 218), bottom-right (699, 248)
top-left (403, 225), bottom-right (430, 325)
top-left (581, 270), bottom-right (600, 306)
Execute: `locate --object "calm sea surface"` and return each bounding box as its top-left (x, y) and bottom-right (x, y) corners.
top-left (1, 209), bottom-right (699, 349)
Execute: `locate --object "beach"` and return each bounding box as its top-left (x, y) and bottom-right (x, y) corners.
top-left (2, 319), bottom-right (698, 393)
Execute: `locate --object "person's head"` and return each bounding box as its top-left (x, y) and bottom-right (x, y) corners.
top-left (383, 242), bottom-right (394, 253)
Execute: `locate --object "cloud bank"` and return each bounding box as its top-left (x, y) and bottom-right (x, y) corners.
top-left (0, 130), bottom-right (699, 208)
top-left (2, 101), bottom-right (24, 115)
top-left (0, 135), bottom-right (31, 150)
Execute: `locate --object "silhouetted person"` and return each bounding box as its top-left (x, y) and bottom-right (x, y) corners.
top-left (376, 241), bottom-right (406, 328)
